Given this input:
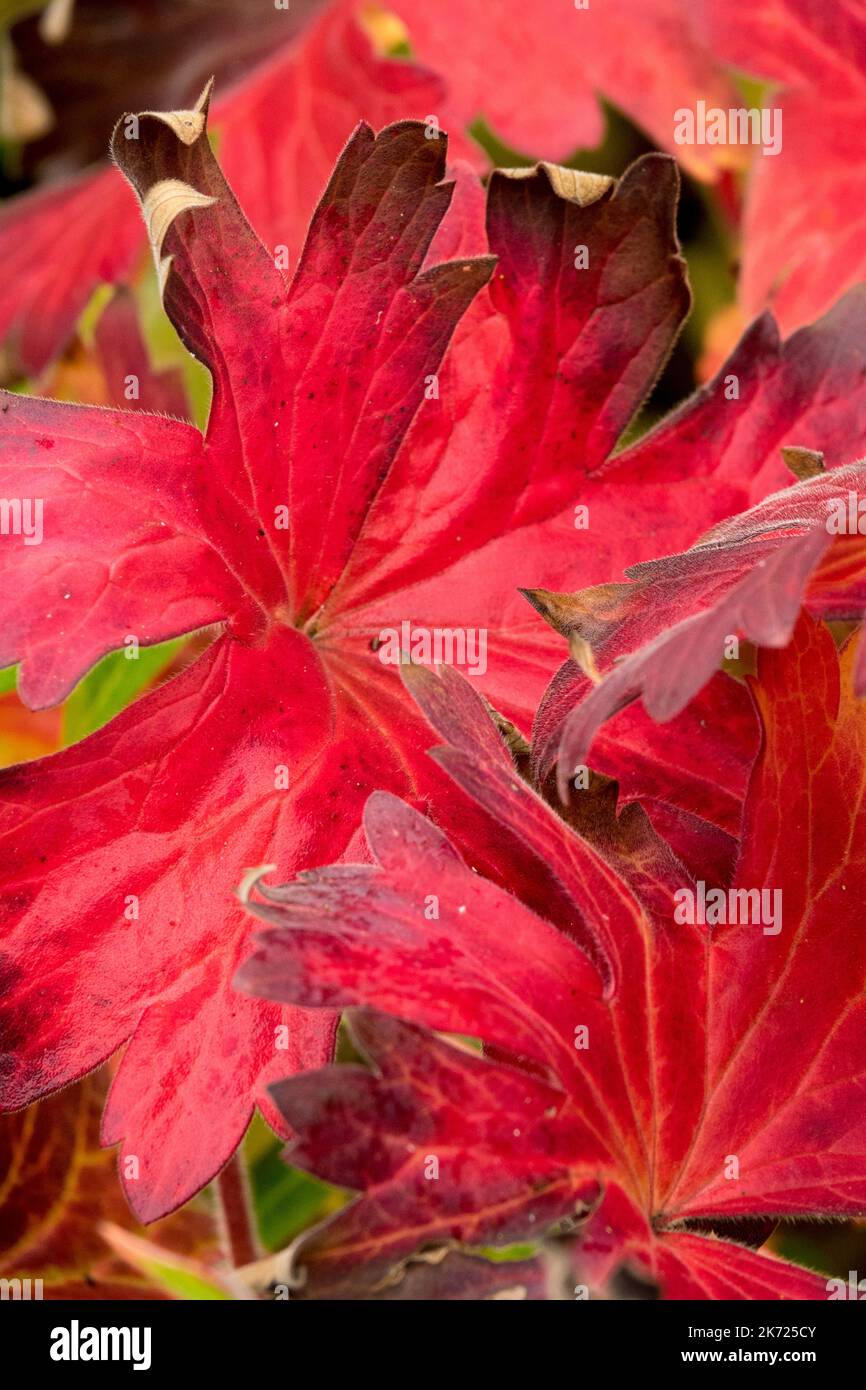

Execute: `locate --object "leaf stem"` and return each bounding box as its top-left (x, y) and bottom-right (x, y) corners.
top-left (215, 1149), bottom-right (260, 1269)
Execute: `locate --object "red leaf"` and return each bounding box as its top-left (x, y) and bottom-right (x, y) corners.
top-left (0, 393), bottom-right (241, 709)
top-left (0, 622), bottom-right (462, 1220)
top-left (395, 661), bottom-right (694, 987)
top-left (4, 101), bottom-right (866, 1221)
top-left (664, 621), bottom-right (866, 1222)
top-left (325, 178), bottom-right (866, 799)
top-left (271, 1011), bottom-right (599, 1298)
top-left (0, 0), bottom-right (737, 379)
top-left (0, 108), bottom-right (494, 1220)
top-left (216, 5), bottom-right (475, 258)
top-left (387, 0), bottom-right (737, 178)
top-left (700, 0), bottom-right (866, 331)
top-left (0, 168), bottom-right (143, 382)
top-left (572, 1183), bottom-right (827, 1300)
top-left (90, 290), bottom-right (189, 419)
top-left (246, 617), bottom-right (860, 1298)
top-left (0, 4), bottom-right (457, 380)
top-left (529, 460), bottom-right (866, 794)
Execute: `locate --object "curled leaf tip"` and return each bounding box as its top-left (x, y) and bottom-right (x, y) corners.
top-left (568, 633), bottom-right (603, 685)
top-left (497, 162), bottom-right (613, 207)
top-left (236, 864), bottom-right (277, 905)
top-left (781, 444), bottom-right (825, 480)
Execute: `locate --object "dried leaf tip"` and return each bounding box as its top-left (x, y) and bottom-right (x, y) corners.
top-left (498, 163), bottom-right (613, 207)
top-left (781, 445), bottom-right (825, 481)
top-left (140, 77), bottom-right (214, 146)
top-left (236, 864), bottom-right (277, 905)
top-left (568, 633), bottom-right (603, 685)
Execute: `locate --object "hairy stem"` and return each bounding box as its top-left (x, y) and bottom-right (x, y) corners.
top-left (215, 1149), bottom-right (260, 1269)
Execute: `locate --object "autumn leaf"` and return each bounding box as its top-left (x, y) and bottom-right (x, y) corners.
top-left (0, 687), bottom-right (60, 765)
top-left (0, 0), bottom-right (746, 380)
top-left (4, 87), bottom-right (866, 1225)
top-left (527, 457), bottom-right (866, 795)
top-left (0, 106), bottom-right (492, 1222)
top-left (699, 0), bottom-right (866, 332)
top-left (0, 166), bottom-right (145, 383)
top-left (0, 1072), bottom-right (219, 1298)
top-left (388, 0), bottom-right (737, 177)
top-left (240, 616), bottom-right (863, 1299)
top-left (0, 1), bottom-right (456, 380)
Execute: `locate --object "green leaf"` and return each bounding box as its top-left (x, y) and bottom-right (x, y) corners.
top-left (62, 639), bottom-right (183, 745)
top-left (99, 1222), bottom-right (239, 1300)
top-left (244, 1114), bottom-right (345, 1251)
top-left (475, 1242), bottom-right (538, 1262)
top-left (137, 261), bottom-right (211, 428)
top-left (141, 1263), bottom-right (234, 1301)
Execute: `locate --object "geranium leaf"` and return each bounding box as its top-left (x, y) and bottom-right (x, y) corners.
top-left (5, 105), bottom-right (866, 1225)
top-left (248, 617), bottom-right (862, 1298)
top-left (527, 461), bottom-right (866, 793)
top-left (0, 3), bottom-right (457, 380)
top-left (386, 0), bottom-right (738, 179)
top-left (0, 1072), bottom-right (219, 1297)
top-left (0, 107), bottom-right (493, 1219)
top-left (270, 1010), bottom-right (599, 1299)
top-left (700, 0), bottom-right (866, 331)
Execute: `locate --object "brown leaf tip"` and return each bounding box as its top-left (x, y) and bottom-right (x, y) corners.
top-left (496, 162), bottom-right (614, 207)
top-left (781, 445), bottom-right (826, 481)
